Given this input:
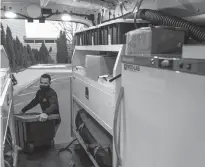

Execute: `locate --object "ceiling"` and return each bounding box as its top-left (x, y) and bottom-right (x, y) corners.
top-left (1, 0), bottom-right (205, 25)
top-left (1, 0), bottom-right (116, 16)
top-left (1, 0), bottom-right (118, 25)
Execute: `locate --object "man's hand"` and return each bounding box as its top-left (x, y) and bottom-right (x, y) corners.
top-left (39, 113), bottom-right (48, 122)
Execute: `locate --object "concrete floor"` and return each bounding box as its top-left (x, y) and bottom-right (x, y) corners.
top-left (14, 73), bottom-right (92, 167)
top-left (13, 67), bottom-right (72, 95)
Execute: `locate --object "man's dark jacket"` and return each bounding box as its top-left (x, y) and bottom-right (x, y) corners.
top-left (22, 87), bottom-right (61, 124)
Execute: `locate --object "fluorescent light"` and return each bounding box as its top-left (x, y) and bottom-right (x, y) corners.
top-left (4, 11), bottom-right (17, 18)
top-left (61, 14), bottom-right (71, 21)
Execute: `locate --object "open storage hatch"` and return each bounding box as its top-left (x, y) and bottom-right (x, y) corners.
top-left (71, 44), bottom-right (125, 167)
top-left (72, 45), bottom-right (125, 134)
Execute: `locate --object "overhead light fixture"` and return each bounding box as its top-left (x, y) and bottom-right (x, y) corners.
top-left (61, 13), bottom-right (71, 21)
top-left (4, 11), bottom-right (17, 18)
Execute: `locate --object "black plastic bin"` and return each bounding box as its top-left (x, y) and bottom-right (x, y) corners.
top-left (101, 26), bottom-right (109, 45)
top-left (87, 30), bottom-right (93, 45)
top-left (94, 28), bottom-right (101, 45)
top-left (14, 113), bottom-right (60, 153)
top-left (82, 33), bottom-right (85, 45)
top-left (75, 33), bottom-right (81, 46)
top-left (106, 23), bottom-right (136, 44)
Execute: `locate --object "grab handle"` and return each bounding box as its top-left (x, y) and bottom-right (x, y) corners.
top-left (113, 87), bottom-right (124, 166)
top-left (109, 74), bottom-right (121, 82)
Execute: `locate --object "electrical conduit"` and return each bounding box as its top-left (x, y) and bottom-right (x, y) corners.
top-left (137, 9), bottom-right (205, 42)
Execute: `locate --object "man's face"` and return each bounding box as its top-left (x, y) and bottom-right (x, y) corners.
top-left (40, 77), bottom-right (50, 90)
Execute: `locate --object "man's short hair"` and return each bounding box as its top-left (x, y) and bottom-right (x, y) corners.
top-left (41, 74), bottom-right (51, 82)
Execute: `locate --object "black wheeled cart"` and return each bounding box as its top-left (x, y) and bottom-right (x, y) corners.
top-left (14, 113), bottom-right (60, 153)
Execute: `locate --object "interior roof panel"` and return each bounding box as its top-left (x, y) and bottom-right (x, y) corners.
top-left (1, 0), bottom-right (205, 25)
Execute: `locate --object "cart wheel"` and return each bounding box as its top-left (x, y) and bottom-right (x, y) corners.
top-left (4, 160), bottom-right (12, 167)
top-left (4, 157), bottom-right (12, 167)
top-left (5, 128), bottom-right (13, 152)
top-left (4, 128), bottom-right (14, 167)
top-left (27, 143), bottom-right (34, 153)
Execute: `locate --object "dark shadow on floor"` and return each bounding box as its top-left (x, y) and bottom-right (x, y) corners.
top-left (18, 144), bottom-right (93, 167)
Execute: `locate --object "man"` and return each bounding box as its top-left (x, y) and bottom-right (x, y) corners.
top-left (20, 74), bottom-right (61, 127)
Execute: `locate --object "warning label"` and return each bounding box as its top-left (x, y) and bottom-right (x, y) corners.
top-left (124, 64), bottom-right (140, 72)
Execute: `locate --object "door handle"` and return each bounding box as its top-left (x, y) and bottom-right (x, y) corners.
top-left (109, 74), bottom-right (121, 82)
top-left (85, 87), bottom-right (89, 99)
top-left (113, 87), bottom-right (124, 166)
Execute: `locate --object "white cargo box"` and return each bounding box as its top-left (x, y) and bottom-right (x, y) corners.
top-left (125, 26), bottom-right (185, 55)
top-left (72, 72), bottom-right (114, 134)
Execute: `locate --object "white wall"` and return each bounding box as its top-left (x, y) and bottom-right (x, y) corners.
top-left (26, 20), bottom-right (59, 38)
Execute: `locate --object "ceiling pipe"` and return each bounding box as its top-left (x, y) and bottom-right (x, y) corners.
top-left (62, 15), bottom-right (93, 27)
top-left (40, 0), bottom-right (51, 7)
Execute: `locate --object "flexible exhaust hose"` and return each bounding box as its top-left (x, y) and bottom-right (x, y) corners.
top-left (137, 9), bottom-right (205, 43)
